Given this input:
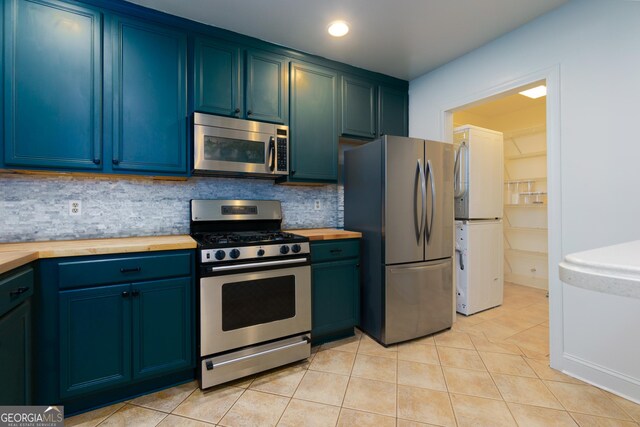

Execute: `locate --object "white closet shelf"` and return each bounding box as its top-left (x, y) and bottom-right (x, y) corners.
top-left (504, 226), bottom-right (548, 232)
top-left (505, 203), bottom-right (546, 208)
top-left (505, 248), bottom-right (548, 257)
top-left (505, 150), bottom-right (547, 160)
top-left (504, 177), bottom-right (547, 184)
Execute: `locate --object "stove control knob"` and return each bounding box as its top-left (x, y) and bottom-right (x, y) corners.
top-left (230, 249), bottom-right (241, 259)
top-left (215, 250), bottom-right (226, 260)
top-left (280, 245), bottom-right (290, 255)
top-left (291, 244), bottom-right (301, 253)
top-left (257, 249), bottom-right (265, 257)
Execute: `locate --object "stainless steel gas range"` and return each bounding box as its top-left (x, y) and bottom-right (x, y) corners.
top-left (190, 199), bottom-right (311, 389)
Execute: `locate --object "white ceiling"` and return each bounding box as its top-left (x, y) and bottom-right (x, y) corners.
top-left (125, 0), bottom-right (568, 81)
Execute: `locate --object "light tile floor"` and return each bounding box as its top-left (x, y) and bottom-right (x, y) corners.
top-left (67, 283), bottom-right (640, 427)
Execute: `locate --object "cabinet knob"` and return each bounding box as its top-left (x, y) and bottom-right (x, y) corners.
top-left (112, 159), bottom-right (120, 165)
top-left (291, 170), bottom-right (296, 176)
top-left (121, 291), bottom-right (130, 298)
top-left (247, 110), bottom-right (253, 116)
top-left (131, 290), bottom-right (140, 297)
top-left (355, 264), bottom-right (360, 268)
top-left (93, 158), bottom-right (101, 165)
top-left (234, 108), bottom-right (240, 115)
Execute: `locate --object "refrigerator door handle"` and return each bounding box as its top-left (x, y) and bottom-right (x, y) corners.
top-left (415, 159), bottom-right (427, 243)
top-left (453, 141), bottom-right (467, 198)
top-left (425, 160), bottom-right (436, 243)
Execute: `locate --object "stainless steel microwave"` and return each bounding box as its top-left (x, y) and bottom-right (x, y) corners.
top-left (193, 113), bottom-right (289, 178)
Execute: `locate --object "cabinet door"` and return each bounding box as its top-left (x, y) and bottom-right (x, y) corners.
top-left (245, 49), bottom-right (288, 124)
top-left (341, 75), bottom-right (376, 139)
top-left (0, 301), bottom-right (31, 405)
top-left (132, 277), bottom-right (192, 379)
top-left (311, 258), bottom-right (360, 340)
top-left (109, 16), bottom-right (187, 175)
top-left (59, 284), bottom-right (131, 398)
top-left (194, 37), bottom-right (242, 117)
top-left (289, 62), bottom-right (338, 182)
top-left (378, 86), bottom-right (408, 137)
top-left (3, 0), bottom-right (102, 170)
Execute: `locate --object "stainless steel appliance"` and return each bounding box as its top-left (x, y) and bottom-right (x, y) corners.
top-left (344, 135), bottom-right (454, 345)
top-left (193, 113), bottom-right (289, 178)
top-left (190, 200), bottom-right (311, 389)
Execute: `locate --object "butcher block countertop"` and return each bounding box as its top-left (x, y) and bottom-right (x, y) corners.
top-left (0, 235), bottom-right (197, 275)
top-left (287, 228), bottom-right (362, 241)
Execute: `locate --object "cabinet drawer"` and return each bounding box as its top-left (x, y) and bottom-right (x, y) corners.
top-left (58, 252), bottom-right (191, 289)
top-left (0, 267), bottom-right (34, 317)
top-left (311, 240), bottom-right (360, 263)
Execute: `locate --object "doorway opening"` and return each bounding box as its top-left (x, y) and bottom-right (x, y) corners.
top-left (450, 80), bottom-right (552, 360)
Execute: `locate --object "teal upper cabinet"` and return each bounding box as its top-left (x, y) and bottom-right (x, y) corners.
top-left (245, 49), bottom-right (288, 124)
top-left (378, 85), bottom-right (408, 137)
top-left (289, 61), bottom-right (338, 182)
top-left (341, 75), bottom-right (376, 139)
top-left (194, 38), bottom-right (242, 118)
top-left (3, 0), bottom-right (102, 170)
top-left (194, 39), bottom-right (288, 124)
top-left (108, 16), bottom-right (188, 175)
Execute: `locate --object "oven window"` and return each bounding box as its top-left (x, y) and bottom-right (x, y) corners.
top-left (204, 136), bottom-right (265, 164)
top-left (221, 276), bottom-right (296, 331)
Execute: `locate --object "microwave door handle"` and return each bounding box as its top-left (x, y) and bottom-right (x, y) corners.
top-left (268, 137), bottom-right (276, 171)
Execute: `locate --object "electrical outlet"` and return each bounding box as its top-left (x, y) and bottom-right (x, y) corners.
top-left (314, 200), bottom-right (321, 210)
top-left (69, 200), bottom-right (82, 216)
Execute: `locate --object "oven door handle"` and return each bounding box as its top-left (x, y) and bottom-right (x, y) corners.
top-left (207, 257), bottom-right (309, 272)
top-left (206, 336), bottom-right (310, 370)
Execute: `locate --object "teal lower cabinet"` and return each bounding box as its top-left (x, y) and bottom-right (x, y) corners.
top-left (59, 284), bottom-right (132, 398)
top-left (310, 239), bottom-right (360, 345)
top-left (0, 265), bottom-right (34, 405)
top-left (35, 251), bottom-right (195, 415)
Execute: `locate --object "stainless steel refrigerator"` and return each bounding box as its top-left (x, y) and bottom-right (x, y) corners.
top-left (345, 135), bottom-right (454, 345)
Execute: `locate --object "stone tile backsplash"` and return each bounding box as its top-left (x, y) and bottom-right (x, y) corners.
top-left (0, 174), bottom-right (341, 243)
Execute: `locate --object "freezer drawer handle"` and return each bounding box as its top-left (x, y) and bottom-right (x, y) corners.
top-left (206, 337), bottom-right (309, 370)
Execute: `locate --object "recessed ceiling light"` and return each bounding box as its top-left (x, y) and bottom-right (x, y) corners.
top-left (519, 85), bottom-right (547, 99)
top-left (328, 21), bottom-right (349, 37)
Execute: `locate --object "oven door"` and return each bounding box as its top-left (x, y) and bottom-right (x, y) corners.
top-left (200, 261), bottom-right (311, 356)
top-left (194, 124), bottom-right (279, 176)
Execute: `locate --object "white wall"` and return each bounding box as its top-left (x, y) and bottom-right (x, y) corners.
top-left (410, 0), bottom-right (640, 255)
top-left (409, 0), bottom-right (640, 388)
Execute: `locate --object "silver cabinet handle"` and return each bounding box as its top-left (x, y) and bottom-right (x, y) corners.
top-left (415, 159), bottom-right (427, 244)
top-left (425, 160), bottom-right (436, 243)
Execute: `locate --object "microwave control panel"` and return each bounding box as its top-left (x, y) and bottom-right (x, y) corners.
top-left (276, 128), bottom-right (288, 172)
